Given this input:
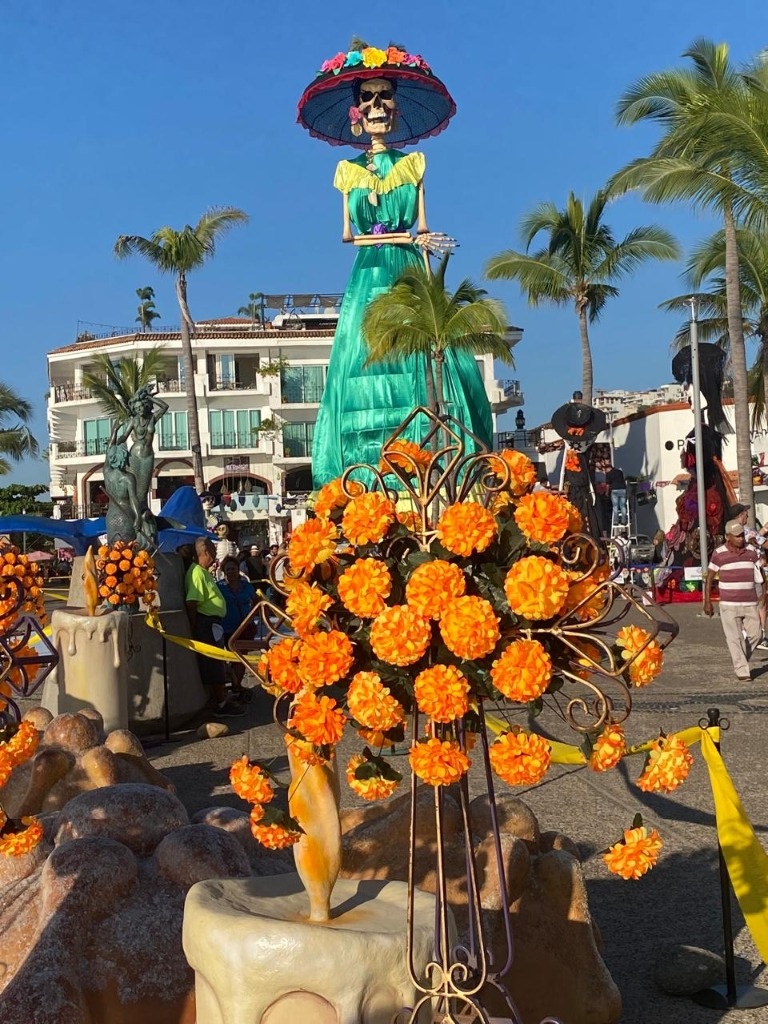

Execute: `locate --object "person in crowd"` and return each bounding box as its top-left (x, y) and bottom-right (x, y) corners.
top-left (239, 544), bottom-right (266, 585)
top-left (704, 519), bottom-right (767, 680)
top-left (652, 530), bottom-right (668, 564)
top-left (184, 536), bottom-right (244, 717)
top-left (729, 503), bottom-right (768, 550)
top-left (606, 462), bottom-right (628, 526)
top-left (756, 552), bottom-right (768, 652)
top-left (264, 543), bottom-right (279, 565)
top-left (218, 556), bottom-right (257, 701)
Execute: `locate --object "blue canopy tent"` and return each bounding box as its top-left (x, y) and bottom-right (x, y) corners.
top-left (0, 486), bottom-right (212, 555)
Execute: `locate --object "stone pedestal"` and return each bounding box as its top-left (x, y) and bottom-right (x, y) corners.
top-left (183, 874), bottom-right (441, 1024)
top-left (43, 608), bottom-right (130, 732)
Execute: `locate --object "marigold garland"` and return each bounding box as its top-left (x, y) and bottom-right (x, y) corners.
top-left (288, 517), bottom-right (339, 574)
top-left (96, 542), bottom-right (156, 609)
top-left (285, 582), bottom-right (334, 638)
top-left (337, 558), bottom-right (392, 619)
top-left (514, 492), bottom-right (571, 545)
top-left (2, 720), bottom-right (39, 767)
top-left (289, 693), bottom-right (346, 747)
top-left (0, 545), bottom-right (47, 632)
top-left (436, 501), bottom-right (496, 557)
top-left (342, 492), bottom-right (397, 546)
top-left (490, 640), bottom-right (552, 703)
top-left (0, 815), bottom-right (44, 857)
top-left (636, 734), bottom-right (694, 793)
top-left (370, 605), bottom-right (432, 666)
top-left (347, 671), bottom-right (405, 731)
top-left (504, 556), bottom-right (570, 620)
top-left (229, 756), bottom-right (274, 805)
top-left (0, 751), bottom-right (13, 789)
top-left (439, 595), bottom-right (500, 660)
top-left (297, 630), bottom-right (355, 688)
top-left (405, 559), bottom-right (466, 620)
top-left (414, 664), bottom-right (469, 723)
top-left (346, 754), bottom-right (401, 801)
top-left (603, 826), bottom-right (663, 880)
top-left (409, 737), bottom-right (470, 787)
top-left (589, 723), bottom-right (627, 772)
top-left (489, 729), bottom-right (551, 786)
top-left (251, 819), bottom-right (303, 850)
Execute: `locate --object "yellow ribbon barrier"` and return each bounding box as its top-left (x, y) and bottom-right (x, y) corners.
top-left (144, 612), bottom-right (259, 665)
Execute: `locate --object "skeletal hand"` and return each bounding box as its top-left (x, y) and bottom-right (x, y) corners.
top-left (414, 232), bottom-right (458, 256)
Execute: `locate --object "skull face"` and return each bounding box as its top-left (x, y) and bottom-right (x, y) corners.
top-left (358, 78), bottom-right (397, 138)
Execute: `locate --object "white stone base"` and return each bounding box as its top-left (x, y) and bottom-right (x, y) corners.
top-left (183, 873), bottom-right (441, 1024)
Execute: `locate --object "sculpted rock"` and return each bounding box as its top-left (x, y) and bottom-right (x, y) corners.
top-left (41, 836), bottom-right (138, 917)
top-left (55, 784), bottom-right (189, 855)
top-left (154, 825), bottom-right (251, 888)
top-left (196, 722), bottom-right (230, 739)
top-left (654, 943), bottom-right (726, 996)
top-left (43, 712), bottom-right (100, 753)
top-left (342, 791), bottom-right (621, 1024)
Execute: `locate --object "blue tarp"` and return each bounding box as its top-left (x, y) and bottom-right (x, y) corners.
top-left (0, 486), bottom-right (212, 555)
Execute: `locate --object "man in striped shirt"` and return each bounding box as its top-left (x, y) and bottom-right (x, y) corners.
top-left (704, 519), bottom-right (763, 680)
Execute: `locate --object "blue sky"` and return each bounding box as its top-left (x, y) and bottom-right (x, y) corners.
top-left (2, 0), bottom-right (761, 484)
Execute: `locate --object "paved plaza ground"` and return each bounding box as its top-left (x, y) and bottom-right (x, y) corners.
top-left (134, 602), bottom-right (768, 1023)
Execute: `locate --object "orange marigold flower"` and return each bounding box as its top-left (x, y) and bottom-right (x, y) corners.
top-left (229, 756), bottom-right (274, 805)
top-left (249, 803), bottom-right (265, 826)
top-left (627, 643), bottom-right (664, 686)
top-left (298, 630), bottom-right (354, 688)
top-left (440, 595), bottom-right (500, 660)
top-left (314, 477), bottom-right (365, 518)
top-left (489, 728), bottom-right (551, 786)
top-left (0, 815), bottom-right (44, 857)
top-left (563, 572), bottom-right (608, 622)
top-left (357, 727), bottom-right (389, 747)
top-left (3, 720), bottom-right (39, 767)
top-left (337, 558), bottom-right (392, 618)
top-left (589, 723), bottom-right (626, 772)
top-left (289, 692), bottom-right (346, 747)
top-left (285, 733), bottom-right (326, 767)
top-left (397, 509), bottom-right (421, 531)
top-left (495, 449), bottom-right (537, 496)
top-left (514, 492), bottom-right (571, 545)
top-left (490, 639), bottom-right (552, 702)
top-left (370, 604), bottom-right (431, 666)
top-left (409, 737), bottom-right (470, 787)
top-left (616, 625), bottom-right (652, 654)
top-left (346, 754), bottom-right (401, 801)
top-left (251, 819), bottom-right (303, 850)
top-left (0, 750), bottom-right (13, 788)
top-left (288, 518), bottom-right (339, 574)
top-left (436, 502), bottom-right (496, 556)
top-left (565, 450), bottom-right (581, 473)
top-left (347, 671), bottom-right (405, 731)
top-left (406, 559), bottom-right (466, 620)
top-left (262, 638), bottom-right (303, 694)
top-left (414, 664), bottom-right (469, 723)
top-left (380, 438), bottom-right (432, 476)
top-left (636, 734), bottom-right (693, 793)
top-left (564, 499), bottom-right (582, 533)
top-left (603, 825), bottom-right (663, 880)
top-left (342, 491), bottom-right (397, 546)
top-left (504, 556), bottom-right (569, 620)
top-left (285, 581), bottom-right (333, 638)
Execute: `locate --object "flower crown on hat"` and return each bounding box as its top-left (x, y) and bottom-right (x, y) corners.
top-left (318, 44), bottom-right (431, 77)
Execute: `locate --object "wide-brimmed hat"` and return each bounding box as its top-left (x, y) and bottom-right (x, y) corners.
top-left (728, 503), bottom-right (751, 517)
top-left (297, 42), bottom-right (455, 149)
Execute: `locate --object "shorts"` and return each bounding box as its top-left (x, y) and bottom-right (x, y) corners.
top-left (194, 613), bottom-right (226, 689)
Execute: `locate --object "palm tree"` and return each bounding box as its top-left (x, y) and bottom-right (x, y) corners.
top-left (610, 38), bottom-right (768, 517)
top-left (362, 256), bottom-right (512, 426)
top-left (238, 292), bottom-right (264, 326)
top-left (114, 206), bottom-right (249, 491)
top-left (0, 383), bottom-right (39, 475)
top-left (485, 190), bottom-right (679, 406)
top-left (82, 348), bottom-right (169, 422)
top-left (135, 286), bottom-right (161, 331)
top-left (661, 227), bottom-right (768, 427)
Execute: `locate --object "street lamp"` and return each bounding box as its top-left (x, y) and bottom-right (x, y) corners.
top-left (515, 409), bottom-right (526, 431)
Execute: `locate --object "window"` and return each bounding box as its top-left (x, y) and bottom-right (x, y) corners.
top-left (209, 409), bottom-right (262, 448)
top-left (158, 411), bottom-right (188, 450)
top-left (83, 418), bottom-right (112, 456)
top-left (281, 365), bottom-right (325, 404)
top-left (282, 422), bottom-right (314, 458)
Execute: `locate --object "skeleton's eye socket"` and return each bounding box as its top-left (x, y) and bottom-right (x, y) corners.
top-left (360, 88), bottom-right (394, 102)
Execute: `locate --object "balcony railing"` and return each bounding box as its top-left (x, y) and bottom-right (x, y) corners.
top-left (52, 385), bottom-right (95, 403)
top-left (494, 430), bottom-right (539, 450)
top-left (158, 434), bottom-right (189, 451)
top-left (210, 432), bottom-right (260, 450)
top-left (208, 376), bottom-right (260, 392)
top-left (281, 440), bottom-right (313, 459)
top-left (56, 502), bottom-right (108, 520)
top-left (54, 439), bottom-right (110, 459)
top-left (155, 378), bottom-right (184, 393)
top-left (280, 383), bottom-right (325, 404)
top-left (501, 379), bottom-right (522, 399)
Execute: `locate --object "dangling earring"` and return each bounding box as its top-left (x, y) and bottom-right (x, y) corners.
top-left (351, 122), bottom-right (363, 137)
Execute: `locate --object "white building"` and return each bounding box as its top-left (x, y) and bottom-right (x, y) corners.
top-left (593, 383), bottom-right (686, 420)
top-left (47, 299), bottom-right (524, 548)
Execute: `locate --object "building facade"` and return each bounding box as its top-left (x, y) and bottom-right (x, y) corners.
top-left (47, 303), bottom-right (524, 547)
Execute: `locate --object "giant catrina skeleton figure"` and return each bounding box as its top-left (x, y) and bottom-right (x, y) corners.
top-left (298, 42), bottom-right (494, 486)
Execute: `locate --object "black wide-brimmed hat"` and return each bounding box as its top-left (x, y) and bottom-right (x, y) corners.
top-left (297, 43), bottom-right (455, 149)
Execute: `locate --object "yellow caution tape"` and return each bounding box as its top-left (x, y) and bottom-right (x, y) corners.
top-left (143, 612), bottom-right (259, 664)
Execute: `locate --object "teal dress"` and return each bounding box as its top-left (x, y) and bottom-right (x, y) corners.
top-left (311, 149), bottom-right (493, 488)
